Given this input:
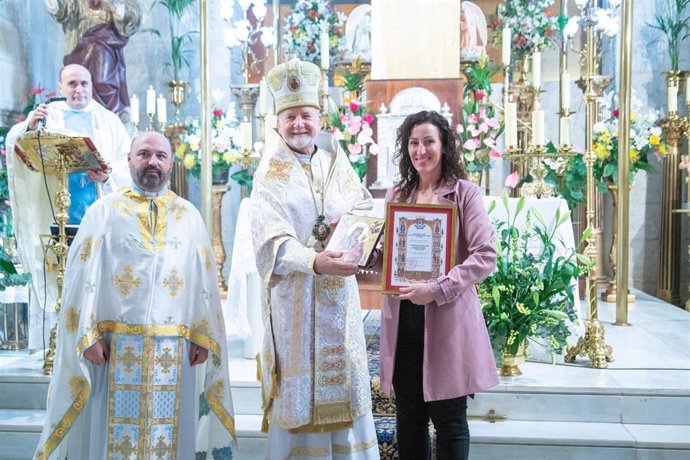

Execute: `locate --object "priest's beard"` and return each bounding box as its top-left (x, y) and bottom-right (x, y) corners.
top-left (285, 134), bottom-right (316, 155)
top-left (134, 166), bottom-right (172, 192)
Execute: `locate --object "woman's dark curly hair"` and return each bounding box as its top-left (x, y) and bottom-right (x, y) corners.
top-left (394, 110), bottom-right (465, 201)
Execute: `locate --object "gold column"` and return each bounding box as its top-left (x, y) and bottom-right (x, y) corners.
top-left (614, 0), bottom-right (632, 326)
top-left (657, 72), bottom-right (688, 304)
top-left (212, 184), bottom-right (229, 296)
top-left (565, 25), bottom-right (613, 368)
top-left (200, 0), bottom-right (212, 235)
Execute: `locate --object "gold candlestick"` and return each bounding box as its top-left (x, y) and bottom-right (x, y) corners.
top-left (212, 184), bottom-right (229, 297)
top-left (521, 144), bottom-right (555, 198)
top-left (565, 25), bottom-right (614, 368)
top-left (656, 75), bottom-right (689, 304)
top-left (320, 68), bottom-right (330, 129)
top-left (601, 184), bottom-right (636, 303)
top-left (146, 113), bottom-right (155, 132)
top-left (164, 123), bottom-right (190, 199)
top-left (167, 80), bottom-right (189, 122)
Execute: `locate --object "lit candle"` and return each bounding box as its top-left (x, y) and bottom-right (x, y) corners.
top-left (240, 121), bottom-right (252, 151)
top-left (156, 94), bottom-right (167, 125)
top-left (259, 78), bottom-right (268, 116)
top-left (686, 75), bottom-right (690, 104)
top-left (146, 85), bottom-right (156, 115)
top-left (532, 110), bottom-right (545, 146)
top-left (320, 27), bottom-right (330, 70)
top-left (129, 94), bottom-right (139, 125)
top-left (532, 51), bottom-right (541, 88)
top-left (502, 27), bottom-right (511, 66)
top-left (505, 102), bottom-right (518, 148)
top-left (668, 85), bottom-right (678, 113)
top-left (561, 71), bottom-right (570, 112)
top-left (560, 116), bottom-right (570, 146)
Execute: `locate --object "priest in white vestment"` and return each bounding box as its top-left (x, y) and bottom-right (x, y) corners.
top-left (251, 58), bottom-right (380, 459)
top-left (33, 132), bottom-right (236, 459)
top-left (6, 64), bottom-right (130, 346)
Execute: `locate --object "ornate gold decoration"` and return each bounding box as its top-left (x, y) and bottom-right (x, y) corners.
top-left (113, 435), bottom-right (137, 458)
top-left (113, 266), bottom-right (142, 297)
top-left (167, 80), bottom-right (189, 122)
top-left (78, 237), bottom-right (99, 262)
top-left (206, 379), bottom-right (237, 438)
top-left (565, 24), bottom-right (613, 368)
top-left (321, 276), bottom-right (344, 299)
top-left (154, 347), bottom-right (176, 374)
top-left (151, 436), bottom-right (172, 459)
top-left (162, 269), bottom-right (185, 297)
top-left (65, 307), bottom-right (80, 334)
top-left (212, 185), bottom-right (229, 296)
top-left (601, 185), bottom-right (636, 303)
top-left (499, 340), bottom-right (527, 377)
top-left (199, 246), bottom-right (213, 271)
top-left (120, 346), bottom-right (140, 373)
top-left (266, 158), bottom-right (293, 183)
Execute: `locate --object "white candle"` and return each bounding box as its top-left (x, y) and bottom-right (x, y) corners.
top-left (505, 102), bottom-right (518, 148)
top-left (259, 78), bottom-right (268, 116)
top-left (129, 94), bottom-right (139, 124)
top-left (686, 75), bottom-right (690, 104)
top-left (320, 27), bottom-right (330, 70)
top-left (668, 85), bottom-right (678, 113)
top-left (240, 121), bottom-right (252, 151)
top-left (560, 117), bottom-right (570, 146)
top-left (532, 110), bottom-right (545, 146)
top-left (502, 27), bottom-right (511, 66)
top-left (561, 71), bottom-right (570, 112)
top-left (532, 52), bottom-right (541, 88)
top-left (157, 94), bottom-right (167, 125)
top-left (146, 85), bottom-right (156, 115)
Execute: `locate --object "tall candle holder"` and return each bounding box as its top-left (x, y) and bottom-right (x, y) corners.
top-left (167, 80), bottom-right (189, 122)
top-left (320, 68), bottom-right (330, 129)
top-left (230, 84), bottom-right (260, 142)
top-left (146, 113), bottom-right (155, 132)
top-left (656, 71), bottom-right (689, 304)
top-left (212, 183), bottom-right (228, 296)
top-left (565, 25), bottom-right (614, 368)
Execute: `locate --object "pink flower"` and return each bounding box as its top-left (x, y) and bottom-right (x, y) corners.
top-left (483, 138), bottom-right (496, 149)
top-left (45, 91), bottom-right (56, 99)
top-left (474, 91), bottom-right (485, 101)
top-left (455, 124), bottom-right (464, 134)
top-left (213, 109), bottom-right (223, 117)
top-left (348, 142), bottom-right (362, 155)
top-left (31, 87), bottom-right (44, 95)
top-left (479, 107), bottom-right (487, 119)
top-left (347, 116), bottom-right (362, 135)
top-left (505, 171), bottom-right (520, 189)
top-left (467, 114), bottom-right (479, 124)
top-left (332, 128), bottom-right (344, 141)
top-left (349, 102), bottom-right (360, 112)
top-left (490, 150), bottom-right (502, 158)
top-left (478, 122), bottom-right (489, 134)
top-left (369, 143), bottom-right (380, 155)
top-left (3, 200), bottom-right (9, 206)
top-left (486, 117), bottom-right (500, 129)
top-left (463, 138), bottom-right (480, 150)
top-left (363, 113), bottom-right (375, 124)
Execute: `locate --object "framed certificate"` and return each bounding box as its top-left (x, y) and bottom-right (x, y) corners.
top-left (325, 213), bottom-right (385, 267)
top-left (381, 202), bottom-right (457, 294)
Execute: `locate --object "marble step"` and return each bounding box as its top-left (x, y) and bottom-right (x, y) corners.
top-left (1, 409), bottom-right (687, 460)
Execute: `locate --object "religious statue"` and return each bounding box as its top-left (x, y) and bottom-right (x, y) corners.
top-left (45, 0), bottom-right (142, 121)
top-left (460, 1), bottom-right (487, 62)
top-left (345, 4), bottom-right (372, 62)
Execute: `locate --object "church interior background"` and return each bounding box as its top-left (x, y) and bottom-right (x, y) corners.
top-left (0, 0), bottom-right (689, 458)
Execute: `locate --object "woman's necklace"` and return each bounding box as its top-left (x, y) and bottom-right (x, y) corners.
top-left (309, 150), bottom-right (332, 251)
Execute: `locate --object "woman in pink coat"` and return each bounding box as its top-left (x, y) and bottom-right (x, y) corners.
top-left (375, 111), bottom-right (499, 459)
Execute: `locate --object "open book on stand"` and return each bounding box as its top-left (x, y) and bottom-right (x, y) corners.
top-left (13, 128), bottom-right (110, 174)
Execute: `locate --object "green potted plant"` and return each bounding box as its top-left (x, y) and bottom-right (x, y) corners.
top-left (479, 193), bottom-right (592, 375)
top-left (156, 0), bottom-right (198, 82)
top-left (649, 0), bottom-right (690, 72)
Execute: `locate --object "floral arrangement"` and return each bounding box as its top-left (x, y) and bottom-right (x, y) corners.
top-left (479, 193), bottom-right (590, 362)
top-left (283, 0), bottom-right (345, 66)
top-left (592, 90), bottom-right (665, 190)
top-left (176, 106), bottom-right (243, 180)
top-left (330, 100), bottom-right (378, 181)
top-left (491, 0), bottom-right (561, 59)
top-left (221, 0), bottom-right (275, 80)
top-left (458, 52), bottom-right (503, 177)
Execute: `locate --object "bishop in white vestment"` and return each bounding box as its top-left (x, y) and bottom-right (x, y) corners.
top-left (34, 132), bottom-right (236, 459)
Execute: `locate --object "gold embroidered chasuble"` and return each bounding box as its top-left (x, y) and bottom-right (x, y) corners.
top-left (251, 129), bottom-right (374, 432)
top-left (34, 188), bottom-right (236, 460)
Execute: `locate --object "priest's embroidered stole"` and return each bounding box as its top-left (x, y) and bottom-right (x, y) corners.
top-left (107, 333), bottom-right (183, 460)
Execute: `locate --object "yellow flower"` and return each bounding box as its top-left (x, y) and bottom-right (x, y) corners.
top-left (516, 302), bottom-right (531, 315)
top-left (658, 144), bottom-right (667, 154)
top-left (630, 112), bottom-right (635, 122)
top-left (183, 153), bottom-right (197, 169)
top-left (594, 142), bottom-right (609, 160)
top-left (223, 151), bottom-right (236, 164)
top-left (649, 134), bottom-right (660, 146)
top-left (601, 131), bottom-right (611, 144)
top-left (175, 143), bottom-right (187, 160)
top-left (629, 149), bottom-right (639, 162)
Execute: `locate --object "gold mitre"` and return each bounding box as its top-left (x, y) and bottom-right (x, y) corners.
top-left (266, 58), bottom-right (321, 114)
